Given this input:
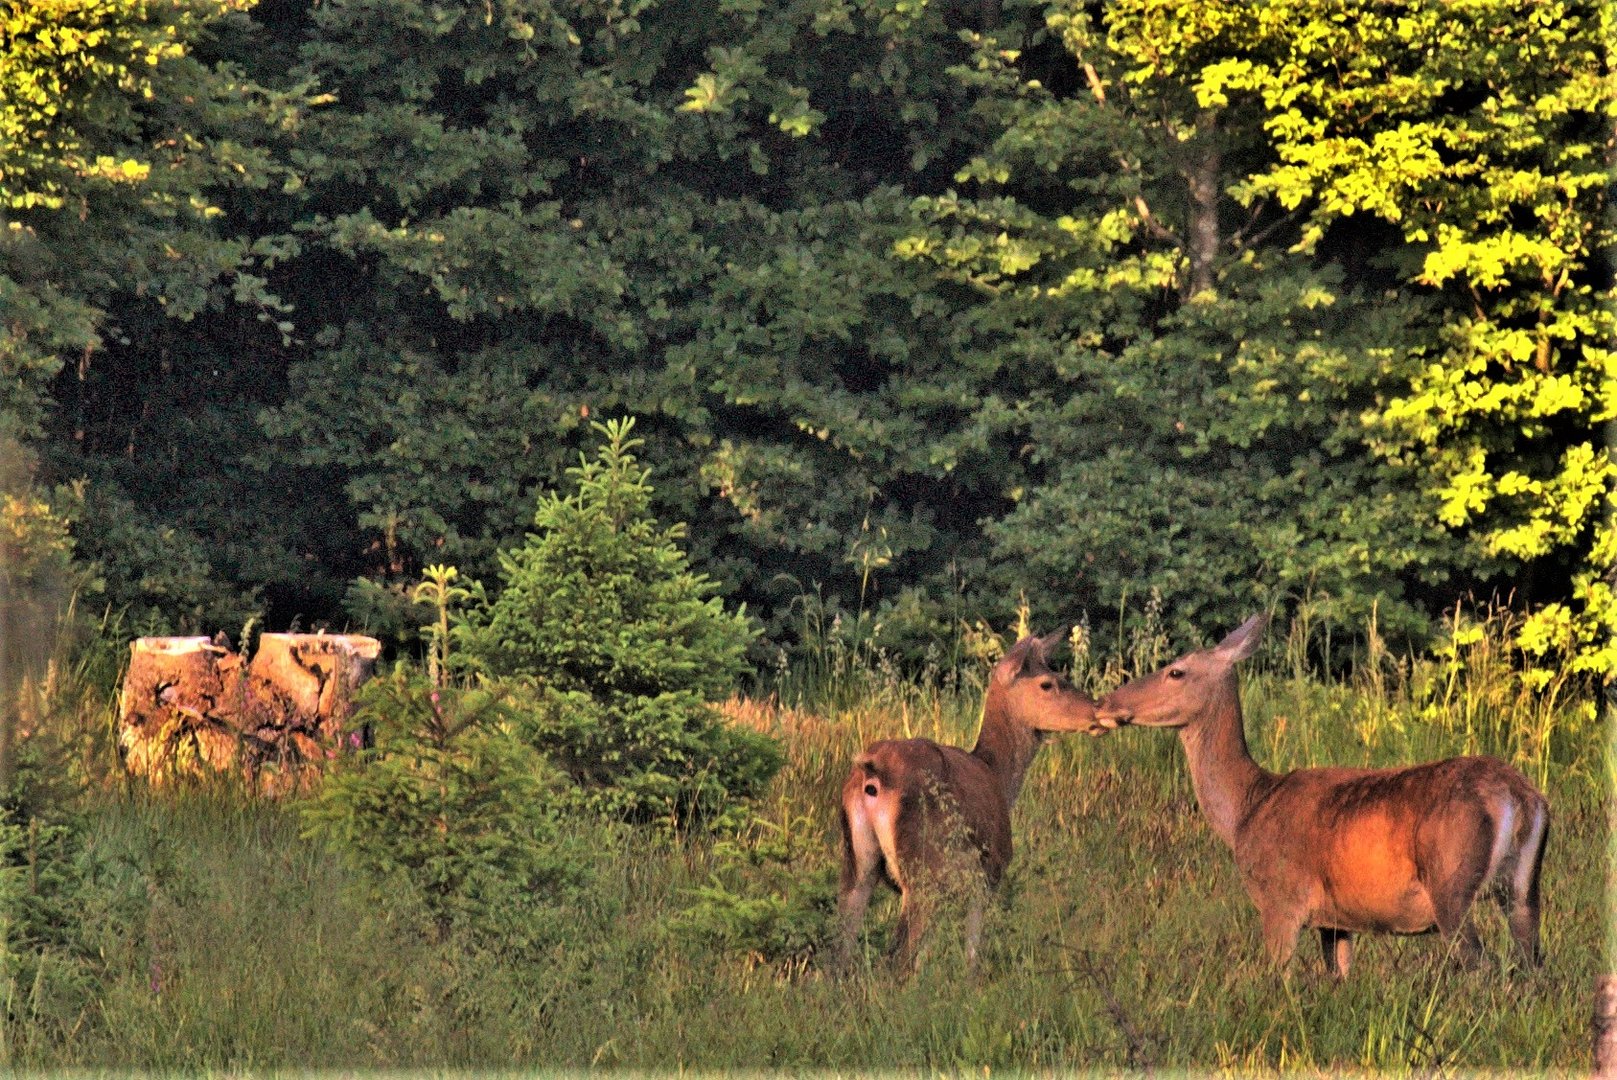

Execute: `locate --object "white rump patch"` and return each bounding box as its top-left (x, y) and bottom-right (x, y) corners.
top-left (1484, 799), bottom-right (1516, 888)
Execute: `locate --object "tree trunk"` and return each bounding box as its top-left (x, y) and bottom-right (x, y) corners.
top-left (1184, 110), bottom-right (1221, 298)
top-left (240, 633), bottom-right (382, 791)
top-left (0, 576), bottom-right (14, 798)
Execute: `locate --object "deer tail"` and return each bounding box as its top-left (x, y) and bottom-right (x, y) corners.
top-left (855, 753), bottom-right (887, 797)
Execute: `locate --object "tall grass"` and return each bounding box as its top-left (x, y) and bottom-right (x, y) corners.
top-left (2, 606), bottom-right (1606, 1071)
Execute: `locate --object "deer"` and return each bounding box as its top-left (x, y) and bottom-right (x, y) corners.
top-left (1094, 614), bottom-right (1550, 978)
top-left (837, 630), bottom-right (1106, 973)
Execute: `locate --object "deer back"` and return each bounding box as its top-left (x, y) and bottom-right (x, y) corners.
top-left (1235, 755), bottom-right (1545, 930)
top-left (852, 738), bottom-right (1013, 884)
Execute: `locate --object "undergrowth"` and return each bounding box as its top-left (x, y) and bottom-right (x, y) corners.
top-left (0, 607), bottom-right (1605, 1071)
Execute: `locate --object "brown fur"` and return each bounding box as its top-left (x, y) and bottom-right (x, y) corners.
top-left (1096, 615), bottom-right (1549, 977)
top-left (837, 631), bottom-right (1103, 972)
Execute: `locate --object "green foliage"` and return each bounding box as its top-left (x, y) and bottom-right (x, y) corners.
top-left (888, 0), bottom-right (1613, 667)
top-left (671, 805), bottom-right (836, 972)
top-left (0, 0), bottom-right (244, 210)
top-left (247, 0), bottom-right (1019, 644)
top-left (3, 0), bottom-right (329, 630)
top-left (466, 418), bottom-right (781, 828)
top-left (897, 5), bottom-right (1453, 644)
top-left (301, 667), bottom-right (586, 949)
top-left (1, 436), bottom-right (79, 569)
top-left (65, 481), bottom-right (255, 634)
top-left (1085, 0), bottom-right (1615, 671)
top-left (476, 418), bottom-right (753, 697)
top-left (0, 798), bottom-right (98, 1061)
top-left (8, 0), bottom-right (1608, 682)
top-left (412, 563), bottom-right (478, 687)
top-left (0, 721), bottom-right (125, 1063)
top-left (0, 0), bottom-right (271, 434)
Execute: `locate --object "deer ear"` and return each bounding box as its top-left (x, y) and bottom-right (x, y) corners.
top-left (993, 637), bottom-right (1037, 685)
top-left (1216, 614), bottom-right (1268, 662)
top-left (1035, 626), bottom-right (1067, 660)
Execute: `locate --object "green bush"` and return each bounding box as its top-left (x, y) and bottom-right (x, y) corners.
top-left (464, 418), bottom-right (781, 829)
top-left (0, 738), bottom-right (115, 1064)
top-left (300, 668), bottom-right (589, 950)
top-left (671, 809), bottom-right (836, 973)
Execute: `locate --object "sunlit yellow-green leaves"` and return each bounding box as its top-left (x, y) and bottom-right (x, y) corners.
top-left (0, 0), bottom-right (249, 208)
top-left (1107, 0), bottom-right (1614, 680)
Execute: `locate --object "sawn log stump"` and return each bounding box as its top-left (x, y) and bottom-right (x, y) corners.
top-left (119, 633), bottom-right (381, 794)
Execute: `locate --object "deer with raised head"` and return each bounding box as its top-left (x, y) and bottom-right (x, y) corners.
top-left (838, 631), bottom-right (1105, 972)
top-left (1095, 614), bottom-right (1549, 977)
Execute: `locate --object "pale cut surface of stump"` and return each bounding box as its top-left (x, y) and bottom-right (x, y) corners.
top-left (119, 633), bottom-right (379, 794)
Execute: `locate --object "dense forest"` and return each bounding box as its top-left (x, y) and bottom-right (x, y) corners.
top-left (3, 0), bottom-right (1612, 670)
top-left (0, 3), bottom-right (1612, 1071)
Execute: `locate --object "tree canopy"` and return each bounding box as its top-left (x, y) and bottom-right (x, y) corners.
top-left (3, 0), bottom-right (1610, 683)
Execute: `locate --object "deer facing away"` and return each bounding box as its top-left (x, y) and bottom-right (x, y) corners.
top-left (838, 631), bottom-right (1104, 971)
top-left (1095, 615), bottom-right (1549, 977)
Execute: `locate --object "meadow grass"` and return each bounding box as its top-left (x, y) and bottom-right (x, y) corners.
top-left (4, 613), bottom-right (1607, 1073)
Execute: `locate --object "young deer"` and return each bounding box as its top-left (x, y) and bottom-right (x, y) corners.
top-left (1096, 615), bottom-right (1549, 977)
top-left (837, 631), bottom-right (1104, 972)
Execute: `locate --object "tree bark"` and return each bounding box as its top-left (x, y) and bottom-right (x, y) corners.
top-left (118, 637), bottom-right (246, 783)
top-left (1185, 110), bottom-right (1222, 298)
top-left (0, 576), bottom-right (13, 798)
top-left (119, 633), bottom-right (379, 794)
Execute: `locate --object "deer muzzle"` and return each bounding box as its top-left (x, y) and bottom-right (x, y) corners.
top-left (1094, 704), bottom-right (1133, 729)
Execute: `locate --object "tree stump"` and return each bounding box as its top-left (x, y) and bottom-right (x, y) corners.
top-left (240, 633), bottom-right (382, 792)
top-left (119, 632), bottom-right (380, 794)
top-left (118, 637), bottom-right (246, 782)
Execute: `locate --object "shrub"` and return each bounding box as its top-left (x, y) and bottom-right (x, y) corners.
top-left (301, 668), bottom-right (589, 950)
top-left (0, 737), bottom-right (112, 1064)
top-left (671, 808), bottom-right (836, 973)
top-left (465, 418), bottom-right (781, 829)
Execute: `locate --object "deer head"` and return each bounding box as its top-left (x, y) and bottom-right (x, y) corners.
top-left (989, 629), bottom-right (1105, 736)
top-left (1096, 614), bottom-right (1266, 729)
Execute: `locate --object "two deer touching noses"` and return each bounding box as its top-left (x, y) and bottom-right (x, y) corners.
top-left (837, 616), bottom-right (1549, 978)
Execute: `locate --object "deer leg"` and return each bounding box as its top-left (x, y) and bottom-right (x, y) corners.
top-left (1442, 915), bottom-right (1484, 968)
top-left (837, 808), bottom-right (885, 970)
top-left (1492, 877), bottom-right (1539, 970)
top-left (882, 794), bottom-right (938, 975)
top-left (1423, 812), bottom-right (1493, 968)
top-left (1497, 800), bottom-right (1549, 968)
top-left (1502, 887), bottom-right (1542, 969)
top-left (1318, 928), bottom-right (1353, 979)
top-left (1258, 905), bottom-right (1303, 970)
top-left (1429, 882), bottom-right (1486, 968)
top-left (837, 875), bottom-right (880, 970)
top-left (963, 890), bottom-right (986, 971)
top-left (888, 886), bottom-right (929, 975)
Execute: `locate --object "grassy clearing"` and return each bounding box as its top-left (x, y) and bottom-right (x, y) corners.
top-left (4, 615), bottom-right (1607, 1072)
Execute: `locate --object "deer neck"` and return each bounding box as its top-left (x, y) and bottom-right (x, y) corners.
top-left (1178, 678), bottom-right (1270, 848)
top-left (970, 700), bottom-right (1040, 809)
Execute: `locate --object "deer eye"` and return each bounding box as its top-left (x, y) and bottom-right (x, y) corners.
top-left (1167, 668), bottom-right (1185, 680)
top-left (1038, 679), bottom-right (1054, 691)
